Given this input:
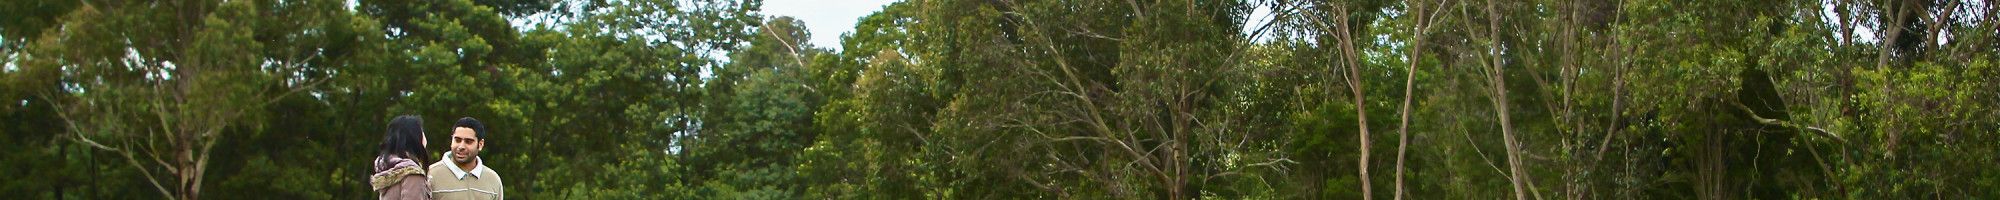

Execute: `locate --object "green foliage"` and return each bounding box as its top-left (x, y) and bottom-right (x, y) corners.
top-left (2, 0), bottom-right (1996, 199)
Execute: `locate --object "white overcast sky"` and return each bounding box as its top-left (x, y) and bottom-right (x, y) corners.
top-left (759, 0), bottom-right (902, 51)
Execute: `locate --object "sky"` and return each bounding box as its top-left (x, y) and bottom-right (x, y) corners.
top-left (758, 0), bottom-right (902, 51)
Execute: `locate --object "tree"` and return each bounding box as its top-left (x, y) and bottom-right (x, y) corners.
top-left (5, 0), bottom-right (1999, 199)
top-left (18, 0), bottom-right (361, 198)
top-left (684, 16), bottom-right (825, 199)
top-left (1479, 1), bottom-right (1532, 199)
top-left (1390, 0), bottom-right (1445, 199)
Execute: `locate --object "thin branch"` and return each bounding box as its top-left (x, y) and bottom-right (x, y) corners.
top-left (1729, 101), bottom-right (1848, 143)
top-left (46, 96), bottom-right (178, 200)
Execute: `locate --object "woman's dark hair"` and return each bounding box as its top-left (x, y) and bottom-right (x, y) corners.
top-left (378, 115), bottom-right (428, 162)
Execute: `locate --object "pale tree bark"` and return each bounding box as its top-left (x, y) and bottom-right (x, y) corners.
top-left (1838, 0), bottom-right (1856, 46)
top-left (1922, 0), bottom-right (1958, 51)
top-left (999, 2), bottom-right (1288, 198)
top-left (1482, 0), bottom-right (1530, 199)
top-left (1300, 2), bottom-right (1376, 198)
top-left (1580, 1), bottom-right (1631, 197)
top-left (1546, 0), bottom-right (1582, 197)
top-left (45, 2), bottom-right (333, 199)
top-left (1874, 0), bottom-right (1907, 156)
top-left (1392, 0), bottom-right (1446, 199)
top-left (1331, 3), bottom-right (1375, 199)
top-left (56, 54), bottom-right (324, 200)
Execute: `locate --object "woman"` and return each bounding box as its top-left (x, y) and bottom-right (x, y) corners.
top-left (371, 115), bottom-right (432, 200)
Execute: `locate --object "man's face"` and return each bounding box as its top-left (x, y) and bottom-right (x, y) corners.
top-left (450, 127), bottom-right (483, 164)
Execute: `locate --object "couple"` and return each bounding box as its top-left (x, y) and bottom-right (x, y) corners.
top-left (370, 116), bottom-right (505, 200)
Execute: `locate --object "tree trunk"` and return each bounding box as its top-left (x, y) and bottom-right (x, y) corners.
top-left (1341, 12), bottom-right (1375, 200)
top-left (1874, 0), bottom-right (1907, 156)
top-left (1316, 3), bottom-right (1376, 199)
top-left (1486, 1), bottom-right (1530, 199)
top-left (1393, 0), bottom-right (1436, 199)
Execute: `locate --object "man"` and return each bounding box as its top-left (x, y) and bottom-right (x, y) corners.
top-left (430, 117), bottom-right (502, 199)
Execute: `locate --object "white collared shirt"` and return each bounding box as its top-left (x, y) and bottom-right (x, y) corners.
top-left (440, 151), bottom-right (487, 180)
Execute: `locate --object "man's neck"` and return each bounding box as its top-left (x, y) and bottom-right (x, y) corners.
top-left (455, 156), bottom-right (480, 172)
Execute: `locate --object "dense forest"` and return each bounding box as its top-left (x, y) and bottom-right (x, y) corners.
top-left (1, 0), bottom-right (1997, 199)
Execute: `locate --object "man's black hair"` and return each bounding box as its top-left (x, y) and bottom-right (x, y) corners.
top-left (455, 117), bottom-right (486, 140)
